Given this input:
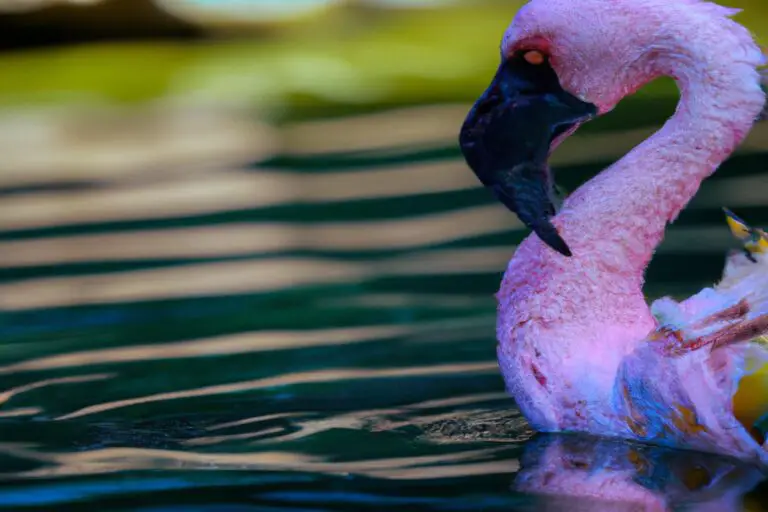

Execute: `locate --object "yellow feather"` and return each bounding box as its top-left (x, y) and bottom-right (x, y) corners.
top-left (723, 208), bottom-right (768, 255)
top-left (724, 208), bottom-right (752, 240)
top-left (754, 231), bottom-right (768, 253)
top-left (733, 356), bottom-right (768, 434)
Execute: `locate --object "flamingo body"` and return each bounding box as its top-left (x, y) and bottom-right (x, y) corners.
top-left (468, 0), bottom-right (768, 462)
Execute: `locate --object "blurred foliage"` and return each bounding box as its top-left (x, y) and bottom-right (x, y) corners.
top-left (0, 0), bottom-right (766, 119)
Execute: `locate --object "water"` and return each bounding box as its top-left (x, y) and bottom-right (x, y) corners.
top-left (0, 98), bottom-right (767, 510)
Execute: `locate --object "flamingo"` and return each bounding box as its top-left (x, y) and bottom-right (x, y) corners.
top-left (459, 0), bottom-right (768, 463)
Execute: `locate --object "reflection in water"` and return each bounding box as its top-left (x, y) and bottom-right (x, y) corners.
top-left (0, 206), bottom-right (511, 264)
top-left (0, 105), bottom-right (275, 182)
top-left (55, 362), bottom-right (497, 421)
top-left (514, 434), bottom-right (768, 512)
top-left (0, 443), bottom-right (515, 481)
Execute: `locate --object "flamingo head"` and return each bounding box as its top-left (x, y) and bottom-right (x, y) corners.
top-left (459, 0), bottom-right (759, 256)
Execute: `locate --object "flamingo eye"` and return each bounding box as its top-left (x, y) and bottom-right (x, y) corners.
top-left (521, 49), bottom-right (547, 65)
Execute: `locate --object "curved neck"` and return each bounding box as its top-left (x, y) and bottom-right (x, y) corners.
top-left (556, 56), bottom-right (765, 280)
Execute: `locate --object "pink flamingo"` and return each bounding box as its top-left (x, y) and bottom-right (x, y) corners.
top-left (459, 0), bottom-right (768, 463)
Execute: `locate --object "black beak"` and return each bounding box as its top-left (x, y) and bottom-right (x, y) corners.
top-left (459, 52), bottom-right (597, 256)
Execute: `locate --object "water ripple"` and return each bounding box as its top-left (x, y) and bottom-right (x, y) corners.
top-left (0, 101), bottom-right (767, 510)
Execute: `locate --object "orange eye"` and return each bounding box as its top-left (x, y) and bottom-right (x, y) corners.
top-left (522, 50), bottom-right (546, 65)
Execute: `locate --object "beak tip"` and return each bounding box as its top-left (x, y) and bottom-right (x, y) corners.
top-left (546, 234), bottom-right (573, 257)
top-left (532, 222), bottom-right (572, 257)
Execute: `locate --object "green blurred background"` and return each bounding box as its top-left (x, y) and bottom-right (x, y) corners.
top-left (0, 0), bottom-right (766, 111)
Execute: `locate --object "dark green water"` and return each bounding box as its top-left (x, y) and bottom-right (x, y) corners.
top-left (0, 98), bottom-right (767, 510)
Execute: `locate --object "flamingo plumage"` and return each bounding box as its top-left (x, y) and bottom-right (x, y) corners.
top-left (459, 0), bottom-right (768, 462)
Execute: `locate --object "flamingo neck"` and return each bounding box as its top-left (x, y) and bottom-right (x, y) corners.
top-left (560, 54), bottom-right (765, 280)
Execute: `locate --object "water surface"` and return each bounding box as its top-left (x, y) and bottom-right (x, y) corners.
top-left (1, 100), bottom-right (767, 510)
